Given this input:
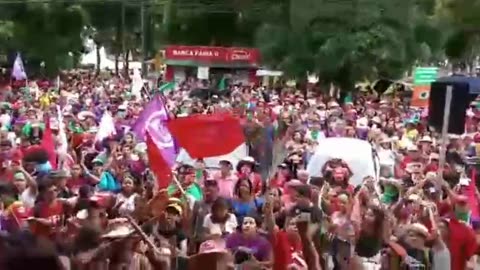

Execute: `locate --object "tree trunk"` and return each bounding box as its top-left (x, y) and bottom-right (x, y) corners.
top-left (95, 43), bottom-right (101, 75)
top-left (116, 13), bottom-right (122, 76)
top-left (123, 50), bottom-right (130, 77)
top-left (115, 54), bottom-right (119, 75)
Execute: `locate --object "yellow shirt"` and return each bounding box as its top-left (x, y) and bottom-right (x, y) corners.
top-left (39, 94), bottom-right (51, 108)
top-left (405, 129), bottom-right (418, 141)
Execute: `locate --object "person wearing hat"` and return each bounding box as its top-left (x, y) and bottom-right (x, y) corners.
top-left (188, 238), bottom-right (233, 270)
top-left (418, 135), bottom-right (434, 156)
top-left (168, 164), bottom-right (203, 208)
top-left (424, 153), bottom-right (440, 173)
top-left (12, 167), bottom-right (37, 209)
top-left (152, 200), bottom-right (189, 257)
top-left (236, 157), bottom-right (262, 196)
top-left (419, 135), bottom-right (433, 145)
top-left (212, 159), bottom-right (237, 199)
top-left (269, 163), bottom-right (291, 189)
top-left (94, 157), bottom-right (121, 193)
top-left (440, 199), bottom-right (478, 270)
top-left (400, 144), bottom-right (422, 171)
top-left (377, 135), bottom-right (395, 174)
top-left (398, 222), bottom-right (432, 267)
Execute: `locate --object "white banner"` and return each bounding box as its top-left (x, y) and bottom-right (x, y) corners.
top-left (197, 66), bottom-right (209, 80)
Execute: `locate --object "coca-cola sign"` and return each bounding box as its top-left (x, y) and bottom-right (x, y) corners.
top-left (230, 50), bottom-right (251, 61)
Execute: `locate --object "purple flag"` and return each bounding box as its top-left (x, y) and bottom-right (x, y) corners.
top-left (11, 53), bottom-right (27, 80)
top-left (132, 96), bottom-right (176, 166)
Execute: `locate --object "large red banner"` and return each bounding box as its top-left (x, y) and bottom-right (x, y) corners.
top-left (165, 45), bottom-right (260, 65)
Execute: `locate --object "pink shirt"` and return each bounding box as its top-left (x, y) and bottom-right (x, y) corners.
top-left (213, 171), bottom-right (238, 199)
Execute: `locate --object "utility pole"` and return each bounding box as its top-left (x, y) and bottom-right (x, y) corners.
top-left (163, 0), bottom-right (171, 28)
top-left (121, 0), bottom-right (126, 75)
top-left (141, 0), bottom-right (147, 76)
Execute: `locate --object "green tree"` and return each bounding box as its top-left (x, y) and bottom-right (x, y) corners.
top-left (2, 0), bottom-right (88, 74)
top-left (164, 0), bottom-right (270, 46)
top-left (82, 0), bottom-right (142, 74)
top-left (435, 0), bottom-right (480, 67)
top-left (0, 20), bottom-right (13, 50)
top-left (256, 0), bottom-right (443, 90)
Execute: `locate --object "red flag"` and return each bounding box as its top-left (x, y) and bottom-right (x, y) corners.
top-left (146, 131), bottom-right (172, 189)
top-left (166, 113), bottom-right (245, 158)
top-left (41, 119), bottom-right (57, 169)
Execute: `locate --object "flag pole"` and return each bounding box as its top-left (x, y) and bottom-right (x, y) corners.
top-left (437, 85), bottom-right (453, 185)
top-left (125, 215), bottom-right (161, 255)
top-left (172, 173), bottom-right (187, 195)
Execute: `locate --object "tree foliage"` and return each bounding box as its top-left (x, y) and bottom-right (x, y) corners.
top-left (0, 0), bottom-right (474, 79)
top-left (164, 0), bottom-right (268, 46)
top-left (435, 0), bottom-right (480, 61)
top-left (255, 0), bottom-right (446, 89)
top-left (0, 1), bottom-right (88, 74)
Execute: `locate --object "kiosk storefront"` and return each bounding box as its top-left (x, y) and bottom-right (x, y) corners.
top-left (164, 45), bottom-right (260, 85)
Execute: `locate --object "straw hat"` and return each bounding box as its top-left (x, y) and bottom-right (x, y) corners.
top-left (403, 223), bottom-right (429, 238)
top-left (236, 156), bottom-right (258, 172)
top-left (419, 136), bottom-right (433, 143)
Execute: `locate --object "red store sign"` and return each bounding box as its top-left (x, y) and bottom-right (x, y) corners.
top-left (165, 45), bottom-right (260, 65)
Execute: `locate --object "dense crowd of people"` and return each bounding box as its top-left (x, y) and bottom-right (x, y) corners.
top-left (0, 70), bottom-right (478, 270)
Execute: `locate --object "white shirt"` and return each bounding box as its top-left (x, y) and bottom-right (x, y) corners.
top-left (0, 114), bottom-right (11, 128)
top-left (20, 187), bottom-right (36, 209)
top-left (117, 193), bottom-right (138, 216)
top-left (202, 213), bottom-right (238, 235)
top-left (377, 148), bottom-right (396, 167)
top-left (7, 132), bottom-right (16, 147)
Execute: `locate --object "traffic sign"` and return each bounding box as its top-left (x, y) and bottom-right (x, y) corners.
top-left (414, 67), bottom-right (439, 85)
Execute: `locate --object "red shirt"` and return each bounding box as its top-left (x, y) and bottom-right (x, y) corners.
top-left (237, 172), bottom-right (263, 196)
top-left (67, 177), bottom-right (89, 193)
top-left (448, 218), bottom-right (478, 270)
top-left (436, 200), bottom-right (452, 217)
top-left (424, 163), bottom-right (439, 173)
top-left (0, 169), bottom-right (14, 183)
top-left (32, 200), bottom-right (64, 238)
top-left (271, 230), bottom-right (302, 270)
top-left (269, 175), bottom-right (288, 189)
top-left (400, 156), bottom-right (419, 170)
